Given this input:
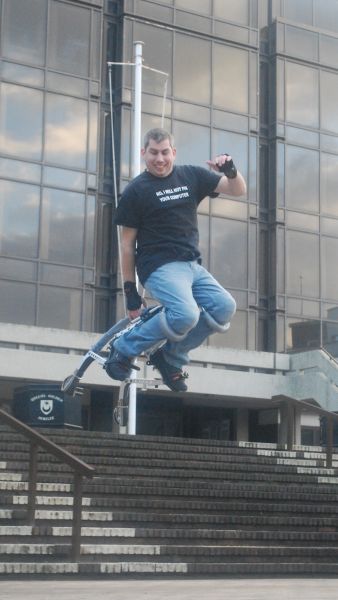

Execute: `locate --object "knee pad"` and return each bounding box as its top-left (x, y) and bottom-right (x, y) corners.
top-left (157, 309), bottom-right (188, 342)
top-left (202, 308), bottom-right (231, 333)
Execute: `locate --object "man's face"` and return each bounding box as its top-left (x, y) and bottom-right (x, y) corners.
top-left (141, 138), bottom-right (176, 178)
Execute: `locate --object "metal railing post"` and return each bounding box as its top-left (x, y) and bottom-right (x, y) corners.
top-left (27, 441), bottom-right (38, 524)
top-left (286, 399), bottom-right (294, 451)
top-left (326, 415), bottom-right (333, 469)
top-left (0, 408), bottom-right (94, 564)
top-left (71, 472), bottom-right (83, 561)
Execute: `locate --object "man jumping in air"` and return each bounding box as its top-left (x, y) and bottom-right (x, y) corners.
top-left (106, 128), bottom-right (247, 392)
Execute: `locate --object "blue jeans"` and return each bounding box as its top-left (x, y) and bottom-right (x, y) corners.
top-left (114, 261), bottom-right (236, 368)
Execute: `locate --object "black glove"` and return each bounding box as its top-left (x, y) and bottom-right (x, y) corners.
top-left (124, 281), bottom-right (142, 311)
top-left (219, 154), bottom-right (237, 179)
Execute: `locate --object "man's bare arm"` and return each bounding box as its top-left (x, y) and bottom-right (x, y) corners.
top-left (120, 226), bottom-right (142, 319)
top-left (120, 226), bottom-right (138, 282)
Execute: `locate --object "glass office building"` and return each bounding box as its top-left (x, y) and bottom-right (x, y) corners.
top-left (1, 0), bottom-right (338, 440)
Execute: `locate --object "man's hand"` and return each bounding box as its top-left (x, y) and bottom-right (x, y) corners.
top-left (206, 153), bottom-right (237, 179)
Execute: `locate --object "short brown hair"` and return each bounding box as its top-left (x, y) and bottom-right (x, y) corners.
top-left (143, 128), bottom-right (174, 149)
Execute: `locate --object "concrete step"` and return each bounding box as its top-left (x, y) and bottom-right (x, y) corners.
top-left (0, 428), bottom-right (335, 463)
top-left (7, 461), bottom-right (335, 484)
top-left (2, 476), bottom-right (338, 500)
top-left (1, 452), bottom-right (330, 473)
top-left (0, 481), bottom-right (71, 493)
top-left (2, 493), bottom-right (338, 517)
top-left (3, 525), bottom-right (338, 546)
top-left (4, 508), bottom-right (338, 530)
top-left (1, 426), bottom-right (338, 578)
top-left (4, 467), bottom-right (338, 489)
top-left (2, 542), bottom-right (338, 562)
top-left (2, 560), bottom-right (338, 576)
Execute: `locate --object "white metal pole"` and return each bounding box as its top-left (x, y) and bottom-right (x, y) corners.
top-left (132, 41), bottom-right (143, 178)
top-left (128, 41), bottom-right (143, 435)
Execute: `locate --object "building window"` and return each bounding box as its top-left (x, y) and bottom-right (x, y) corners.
top-left (285, 145), bottom-right (319, 213)
top-left (322, 236), bottom-right (338, 301)
top-left (0, 281), bottom-right (36, 325)
top-left (321, 153), bottom-right (338, 217)
top-left (44, 94), bottom-right (88, 169)
top-left (2, 0), bottom-right (47, 66)
top-left (213, 43), bottom-right (249, 114)
top-left (321, 71), bottom-right (338, 134)
top-left (40, 188), bottom-right (86, 265)
top-left (285, 62), bottom-right (319, 128)
top-left (213, 0), bottom-right (249, 25)
top-left (0, 83), bottom-right (43, 161)
top-left (0, 180), bottom-right (40, 258)
top-left (48, 1), bottom-right (91, 77)
top-left (174, 34), bottom-right (211, 105)
top-left (211, 218), bottom-right (248, 289)
top-left (286, 230), bottom-right (319, 298)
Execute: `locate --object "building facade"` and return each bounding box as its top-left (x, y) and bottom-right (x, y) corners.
top-left (1, 0), bottom-right (338, 442)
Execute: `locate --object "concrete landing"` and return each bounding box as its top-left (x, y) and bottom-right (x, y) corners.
top-left (1, 578), bottom-right (338, 600)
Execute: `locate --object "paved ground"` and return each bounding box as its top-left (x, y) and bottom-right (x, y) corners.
top-left (1, 578), bottom-right (338, 600)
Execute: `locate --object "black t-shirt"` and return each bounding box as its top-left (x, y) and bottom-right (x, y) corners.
top-left (114, 164), bottom-right (221, 285)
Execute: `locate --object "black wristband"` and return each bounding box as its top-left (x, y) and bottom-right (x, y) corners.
top-left (124, 281), bottom-right (142, 311)
top-left (219, 154), bottom-right (237, 179)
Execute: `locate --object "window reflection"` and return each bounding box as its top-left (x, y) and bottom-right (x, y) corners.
top-left (214, 0), bottom-right (249, 25)
top-left (41, 189), bottom-right (85, 265)
top-left (46, 72), bottom-right (88, 97)
top-left (173, 122), bottom-right (210, 167)
top-left (2, 0), bottom-right (46, 66)
top-left (286, 212), bottom-right (319, 231)
top-left (40, 264), bottom-right (83, 286)
top-left (89, 102), bottom-right (99, 172)
top-left (286, 230), bottom-right (319, 297)
top-left (213, 44), bottom-right (248, 114)
top-left (283, 0), bottom-right (313, 26)
top-left (0, 158), bottom-right (41, 183)
top-left (287, 318), bottom-right (320, 352)
top-left (38, 286), bottom-right (82, 329)
top-left (322, 237), bottom-right (338, 300)
top-left (45, 94), bottom-right (87, 169)
top-left (85, 195), bottom-right (96, 268)
top-left (321, 71), bottom-right (338, 134)
top-left (1, 62), bottom-right (44, 87)
top-left (314, 0), bottom-right (338, 34)
top-left (322, 318), bottom-right (338, 358)
top-left (43, 167), bottom-right (86, 191)
top-left (0, 281), bottom-right (36, 325)
top-left (0, 258), bottom-right (37, 282)
top-left (174, 34), bottom-right (211, 105)
top-left (215, 310), bottom-right (247, 350)
top-left (0, 83), bottom-right (43, 160)
top-left (176, 0), bottom-right (211, 14)
top-left (324, 305), bottom-right (338, 322)
top-left (285, 26), bottom-right (318, 61)
top-left (210, 218), bottom-right (247, 289)
top-left (0, 180), bottom-right (40, 258)
top-left (321, 153), bottom-right (338, 217)
top-left (48, 1), bottom-right (90, 77)
top-left (285, 146), bottom-right (319, 212)
top-left (320, 36), bottom-right (338, 69)
top-left (325, 325), bottom-right (338, 354)
top-left (285, 62), bottom-right (319, 128)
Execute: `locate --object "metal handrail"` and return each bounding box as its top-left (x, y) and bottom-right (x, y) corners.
top-left (319, 345), bottom-right (338, 369)
top-left (272, 394), bottom-right (338, 468)
top-left (0, 408), bottom-right (95, 560)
